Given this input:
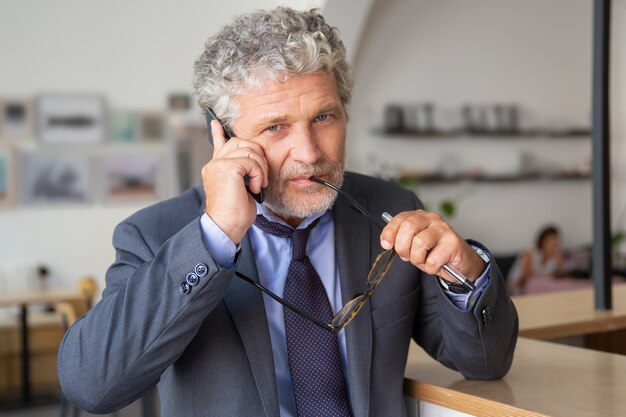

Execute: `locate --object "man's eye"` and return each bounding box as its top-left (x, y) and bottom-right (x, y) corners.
top-left (266, 125), bottom-right (281, 132)
top-left (316, 114), bottom-right (329, 122)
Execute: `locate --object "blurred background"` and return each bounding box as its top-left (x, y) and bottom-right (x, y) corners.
top-left (0, 0), bottom-right (625, 414)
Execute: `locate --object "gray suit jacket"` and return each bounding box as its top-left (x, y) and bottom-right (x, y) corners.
top-left (58, 172), bottom-right (518, 417)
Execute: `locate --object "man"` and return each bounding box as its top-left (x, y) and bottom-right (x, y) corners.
top-left (58, 7), bottom-right (517, 417)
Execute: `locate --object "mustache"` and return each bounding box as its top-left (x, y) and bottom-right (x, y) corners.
top-left (279, 159), bottom-right (341, 181)
top-left (262, 158), bottom-right (344, 218)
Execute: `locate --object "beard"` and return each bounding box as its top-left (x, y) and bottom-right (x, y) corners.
top-left (262, 158), bottom-right (344, 220)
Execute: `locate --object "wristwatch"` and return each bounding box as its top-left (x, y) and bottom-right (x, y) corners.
top-left (471, 244), bottom-right (490, 265)
top-left (437, 244), bottom-right (490, 294)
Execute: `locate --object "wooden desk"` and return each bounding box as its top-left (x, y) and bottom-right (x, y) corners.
top-left (404, 338), bottom-right (626, 417)
top-left (0, 290), bottom-right (86, 309)
top-left (512, 282), bottom-right (626, 340)
top-left (0, 289), bottom-right (86, 405)
top-left (523, 274), bottom-right (624, 295)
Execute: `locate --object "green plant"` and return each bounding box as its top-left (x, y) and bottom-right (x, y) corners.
top-left (396, 178), bottom-right (472, 220)
top-left (440, 199), bottom-right (456, 218)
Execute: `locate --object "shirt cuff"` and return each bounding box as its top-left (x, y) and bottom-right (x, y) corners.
top-left (199, 213), bottom-right (239, 269)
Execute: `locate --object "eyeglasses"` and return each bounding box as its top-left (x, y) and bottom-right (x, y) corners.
top-left (236, 176), bottom-right (475, 332)
top-left (235, 176), bottom-right (396, 333)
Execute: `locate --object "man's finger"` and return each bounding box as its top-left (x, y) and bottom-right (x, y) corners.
top-left (210, 119), bottom-right (229, 151)
top-left (380, 211), bottom-right (429, 250)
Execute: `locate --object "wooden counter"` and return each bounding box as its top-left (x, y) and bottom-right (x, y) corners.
top-left (404, 337), bottom-right (626, 417)
top-left (513, 282), bottom-right (626, 340)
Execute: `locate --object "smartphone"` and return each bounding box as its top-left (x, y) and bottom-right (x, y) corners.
top-left (205, 108), bottom-right (264, 203)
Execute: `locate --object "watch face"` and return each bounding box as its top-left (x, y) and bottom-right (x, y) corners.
top-left (472, 245), bottom-right (490, 263)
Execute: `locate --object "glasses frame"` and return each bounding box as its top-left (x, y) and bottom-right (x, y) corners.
top-left (235, 176), bottom-right (394, 333)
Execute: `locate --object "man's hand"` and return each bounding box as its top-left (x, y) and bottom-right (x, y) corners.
top-left (201, 120), bottom-right (268, 245)
top-left (380, 210), bottom-right (485, 282)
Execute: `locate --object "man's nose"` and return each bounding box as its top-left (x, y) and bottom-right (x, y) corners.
top-left (289, 125), bottom-right (322, 164)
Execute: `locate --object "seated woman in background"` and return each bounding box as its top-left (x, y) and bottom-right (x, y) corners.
top-left (508, 225), bottom-right (565, 294)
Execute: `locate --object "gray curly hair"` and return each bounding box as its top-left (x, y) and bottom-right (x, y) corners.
top-left (192, 7), bottom-right (353, 126)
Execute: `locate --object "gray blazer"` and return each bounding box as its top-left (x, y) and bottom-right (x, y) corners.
top-left (58, 172), bottom-right (518, 417)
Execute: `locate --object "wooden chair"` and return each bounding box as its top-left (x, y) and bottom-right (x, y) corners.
top-left (78, 277), bottom-right (97, 307)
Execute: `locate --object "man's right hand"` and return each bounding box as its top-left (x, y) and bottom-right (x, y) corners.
top-left (201, 119), bottom-right (268, 245)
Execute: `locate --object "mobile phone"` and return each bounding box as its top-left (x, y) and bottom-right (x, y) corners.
top-left (205, 108), bottom-right (264, 203)
top-left (205, 108), bottom-right (235, 142)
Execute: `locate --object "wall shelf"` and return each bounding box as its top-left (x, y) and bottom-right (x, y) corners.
top-left (371, 128), bottom-right (590, 140)
top-left (396, 172), bottom-right (591, 186)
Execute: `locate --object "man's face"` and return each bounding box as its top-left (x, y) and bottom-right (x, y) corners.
top-left (230, 71), bottom-right (347, 222)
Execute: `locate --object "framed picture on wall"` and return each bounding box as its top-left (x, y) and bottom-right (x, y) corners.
top-left (171, 118), bottom-right (211, 192)
top-left (0, 145), bottom-right (17, 207)
top-left (101, 153), bottom-right (165, 203)
top-left (167, 93), bottom-right (192, 112)
top-left (139, 111), bottom-right (165, 142)
top-left (37, 94), bottom-right (106, 145)
top-left (140, 111), bottom-right (165, 142)
top-left (20, 151), bottom-right (92, 205)
top-left (109, 110), bottom-right (140, 143)
top-left (0, 97), bottom-right (34, 139)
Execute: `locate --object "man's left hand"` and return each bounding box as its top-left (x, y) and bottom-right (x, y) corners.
top-left (380, 210), bottom-right (485, 283)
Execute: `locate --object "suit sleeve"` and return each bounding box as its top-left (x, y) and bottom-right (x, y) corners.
top-left (410, 194), bottom-right (519, 380)
top-left (414, 265), bottom-right (518, 379)
top-left (57, 216), bottom-right (237, 413)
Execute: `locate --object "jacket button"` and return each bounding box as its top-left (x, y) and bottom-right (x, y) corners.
top-left (180, 282), bottom-right (192, 295)
top-left (195, 263), bottom-right (208, 277)
top-left (482, 307), bottom-right (492, 327)
top-left (186, 273), bottom-right (199, 286)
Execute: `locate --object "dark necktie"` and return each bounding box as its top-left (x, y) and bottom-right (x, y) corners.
top-left (254, 215), bottom-right (353, 417)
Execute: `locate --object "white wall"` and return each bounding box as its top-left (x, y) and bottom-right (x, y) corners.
top-left (0, 0), bottom-right (325, 294)
top-left (343, 0), bottom-right (626, 253)
top-left (0, 0), bottom-right (325, 107)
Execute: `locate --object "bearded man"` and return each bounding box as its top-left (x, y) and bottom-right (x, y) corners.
top-left (58, 7), bottom-right (517, 417)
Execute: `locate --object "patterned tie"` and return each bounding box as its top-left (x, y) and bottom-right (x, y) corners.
top-left (254, 215), bottom-right (353, 417)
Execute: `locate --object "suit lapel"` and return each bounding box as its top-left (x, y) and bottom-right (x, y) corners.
top-left (224, 236), bottom-right (280, 417)
top-left (333, 178), bottom-right (373, 417)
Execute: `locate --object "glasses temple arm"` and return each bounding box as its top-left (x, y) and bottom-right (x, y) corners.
top-left (234, 272), bottom-right (336, 332)
top-left (310, 176), bottom-right (386, 229)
